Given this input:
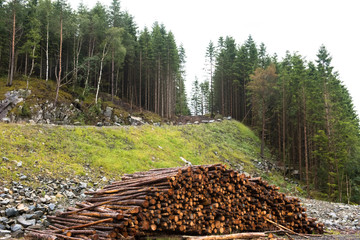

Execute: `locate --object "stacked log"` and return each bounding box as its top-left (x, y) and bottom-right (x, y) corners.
top-left (25, 164), bottom-right (323, 239)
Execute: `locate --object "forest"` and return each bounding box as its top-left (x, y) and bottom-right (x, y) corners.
top-left (193, 36), bottom-right (360, 203)
top-left (1, 0), bottom-right (360, 203)
top-left (0, 0), bottom-right (190, 117)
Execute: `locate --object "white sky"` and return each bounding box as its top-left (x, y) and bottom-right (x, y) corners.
top-left (70, 0), bottom-right (360, 117)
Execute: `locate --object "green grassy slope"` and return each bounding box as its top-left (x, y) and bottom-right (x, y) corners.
top-left (0, 121), bottom-right (270, 185)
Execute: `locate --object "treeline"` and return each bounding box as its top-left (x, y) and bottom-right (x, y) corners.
top-left (0, 0), bottom-right (190, 117)
top-left (196, 36), bottom-right (360, 203)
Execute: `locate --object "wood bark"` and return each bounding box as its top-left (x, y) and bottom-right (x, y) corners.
top-left (95, 42), bottom-right (108, 104)
top-left (8, 1), bottom-right (16, 86)
top-left (55, 17), bottom-right (63, 104)
top-left (26, 164), bottom-right (323, 240)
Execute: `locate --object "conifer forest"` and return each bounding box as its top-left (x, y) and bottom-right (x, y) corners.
top-left (1, 0), bottom-right (360, 203)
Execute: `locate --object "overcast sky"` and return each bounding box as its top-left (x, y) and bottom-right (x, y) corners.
top-left (70, 0), bottom-right (360, 116)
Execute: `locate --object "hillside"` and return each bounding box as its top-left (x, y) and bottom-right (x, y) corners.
top-left (0, 120), bottom-right (282, 188)
top-left (0, 78), bottom-right (161, 126)
top-left (0, 78), bottom-right (301, 194)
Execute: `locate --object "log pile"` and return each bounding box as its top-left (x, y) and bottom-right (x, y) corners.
top-left (25, 164), bottom-right (323, 239)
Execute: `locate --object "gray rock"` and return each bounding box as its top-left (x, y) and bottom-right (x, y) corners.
top-left (96, 122), bottom-right (103, 127)
top-left (180, 157), bottom-right (192, 166)
top-left (0, 230), bottom-right (11, 237)
top-left (79, 182), bottom-right (87, 189)
top-left (0, 218), bottom-right (8, 223)
top-left (0, 199), bottom-right (10, 205)
top-left (2, 157), bottom-right (9, 162)
top-left (104, 107), bottom-right (113, 118)
top-left (48, 203), bottom-right (56, 211)
top-left (129, 116), bottom-right (144, 126)
top-left (17, 216), bottom-right (35, 227)
top-left (65, 191), bottom-right (75, 198)
top-left (10, 224), bottom-right (22, 232)
top-left (33, 211), bottom-right (43, 220)
top-left (329, 212), bottom-right (337, 219)
top-left (2, 118), bottom-right (10, 123)
top-left (5, 208), bottom-right (18, 217)
top-left (0, 224), bottom-right (5, 230)
top-left (19, 175), bottom-right (27, 180)
top-left (16, 161), bottom-right (22, 167)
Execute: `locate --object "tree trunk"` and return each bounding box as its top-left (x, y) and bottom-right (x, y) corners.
top-left (8, 4), bottom-right (16, 86)
top-left (27, 45), bottom-right (36, 89)
top-left (261, 97), bottom-right (265, 158)
top-left (46, 18), bottom-right (49, 81)
top-left (298, 114), bottom-right (302, 181)
top-left (55, 17), bottom-right (63, 104)
top-left (24, 52), bottom-right (28, 76)
top-left (303, 89), bottom-right (309, 197)
top-left (139, 50), bottom-right (142, 109)
top-left (282, 77), bottom-right (286, 168)
top-left (111, 48), bottom-right (115, 101)
top-left (95, 43), bottom-right (108, 104)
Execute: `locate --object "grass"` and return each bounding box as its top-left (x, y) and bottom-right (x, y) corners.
top-left (0, 77), bottom-right (298, 195)
top-left (0, 121), bottom-right (268, 187)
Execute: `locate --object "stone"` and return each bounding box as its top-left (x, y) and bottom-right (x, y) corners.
top-left (96, 122), bottom-right (103, 127)
top-left (104, 107), bottom-right (113, 118)
top-left (194, 121), bottom-right (199, 124)
top-left (5, 208), bottom-right (18, 218)
top-left (65, 191), bottom-right (75, 198)
top-left (2, 157), bottom-right (9, 162)
top-left (79, 182), bottom-right (87, 189)
top-left (180, 157), bottom-right (192, 166)
top-left (16, 161), bottom-right (22, 167)
top-left (10, 224), bottom-right (22, 232)
top-left (16, 204), bottom-right (29, 213)
top-left (0, 230), bottom-right (11, 237)
top-left (28, 120), bottom-right (35, 125)
top-left (0, 199), bottom-right (10, 205)
top-left (33, 211), bottom-right (43, 220)
top-left (129, 116), bottom-right (143, 126)
top-left (329, 212), bottom-right (337, 219)
top-left (17, 216), bottom-right (35, 227)
top-left (1, 118), bottom-right (10, 123)
top-left (19, 175), bottom-right (27, 180)
top-left (48, 203), bottom-right (56, 211)
top-left (102, 177), bottom-right (107, 182)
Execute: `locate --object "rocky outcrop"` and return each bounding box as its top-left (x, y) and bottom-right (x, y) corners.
top-left (0, 90), bottom-right (28, 122)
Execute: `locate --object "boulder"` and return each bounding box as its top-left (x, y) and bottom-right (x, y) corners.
top-left (129, 116), bottom-right (144, 126)
top-left (104, 107), bottom-right (113, 118)
top-left (2, 117), bottom-right (10, 123)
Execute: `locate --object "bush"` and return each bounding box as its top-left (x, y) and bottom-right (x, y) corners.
top-left (18, 103), bottom-right (31, 118)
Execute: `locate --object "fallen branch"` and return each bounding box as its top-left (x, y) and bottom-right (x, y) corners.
top-left (183, 232), bottom-right (267, 240)
top-left (265, 218), bottom-right (308, 239)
